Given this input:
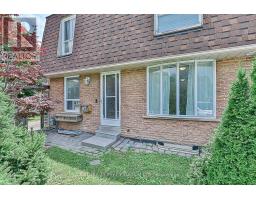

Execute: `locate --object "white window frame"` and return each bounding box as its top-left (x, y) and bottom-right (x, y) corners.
top-left (154, 14), bottom-right (203, 35)
top-left (147, 59), bottom-right (216, 119)
top-left (64, 76), bottom-right (80, 113)
top-left (61, 15), bottom-right (76, 56)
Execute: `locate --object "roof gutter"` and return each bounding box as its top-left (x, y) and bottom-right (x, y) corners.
top-left (44, 44), bottom-right (256, 78)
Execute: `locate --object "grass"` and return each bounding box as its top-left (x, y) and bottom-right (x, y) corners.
top-left (47, 147), bottom-right (191, 185)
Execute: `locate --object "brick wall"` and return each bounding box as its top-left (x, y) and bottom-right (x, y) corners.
top-left (120, 57), bottom-right (252, 145)
top-left (49, 77), bottom-right (64, 114)
top-left (50, 74), bottom-right (100, 133)
top-left (49, 57), bottom-right (252, 146)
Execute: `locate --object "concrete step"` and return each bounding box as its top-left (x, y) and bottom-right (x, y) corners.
top-left (81, 135), bottom-right (117, 149)
top-left (95, 131), bottom-right (120, 140)
top-left (97, 125), bottom-right (121, 133)
top-left (95, 125), bottom-right (121, 140)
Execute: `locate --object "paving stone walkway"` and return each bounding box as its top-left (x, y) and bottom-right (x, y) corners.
top-left (111, 138), bottom-right (199, 157)
top-left (45, 130), bottom-right (105, 156)
top-left (45, 130), bottom-right (199, 157)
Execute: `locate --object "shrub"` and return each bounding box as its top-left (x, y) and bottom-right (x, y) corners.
top-left (0, 91), bottom-right (49, 184)
top-left (189, 68), bottom-right (256, 184)
top-left (188, 147), bottom-right (211, 184)
top-left (0, 164), bottom-right (14, 185)
top-left (0, 91), bottom-right (15, 129)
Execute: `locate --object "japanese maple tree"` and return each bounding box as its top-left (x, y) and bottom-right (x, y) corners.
top-left (0, 14), bottom-right (53, 124)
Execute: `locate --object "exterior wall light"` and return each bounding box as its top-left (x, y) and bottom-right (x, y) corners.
top-left (84, 76), bottom-right (91, 86)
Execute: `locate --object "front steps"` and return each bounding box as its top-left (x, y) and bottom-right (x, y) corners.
top-left (81, 126), bottom-right (199, 156)
top-left (81, 135), bottom-right (117, 149)
top-left (95, 125), bottom-right (121, 140)
top-left (81, 125), bottom-right (121, 149)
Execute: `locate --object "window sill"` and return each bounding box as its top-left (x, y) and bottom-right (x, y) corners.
top-left (154, 25), bottom-right (203, 37)
top-left (63, 111), bottom-right (81, 114)
top-left (57, 53), bottom-right (72, 59)
top-left (55, 112), bottom-right (82, 122)
top-left (143, 115), bottom-right (220, 122)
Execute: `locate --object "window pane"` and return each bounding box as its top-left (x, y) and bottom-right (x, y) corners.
top-left (66, 100), bottom-right (80, 111)
top-left (197, 61), bottom-right (214, 116)
top-left (149, 67), bottom-right (161, 114)
top-left (64, 41), bottom-right (69, 54)
top-left (116, 73), bottom-right (119, 118)
top-left (106, 74), bottom-right (115, 96)
top-left (162, 65), bottom-right (176, 115)
top-left (106, 97), bottom-right (115, 119)
top-left (103, 75), bottom-right (105, 118)
top-left (157, 14), bottom-right (200, 33)
top-left (179, 63), bottom-right (195, 115)
top-left (66, 77), bottom-right (80, 99)
top-left (67, 100), bottom-right (73, 110)
top-left (64, 20), bottom-right (70, 41)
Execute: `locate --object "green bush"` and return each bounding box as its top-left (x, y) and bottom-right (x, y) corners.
top-left (188, 147), bottom-right (211, 184)
top-left (0, 91), bottom-right (15, 129)
top-left (190, 67), bottom-right (256, 184)
top-left (0, 164), bottom-right (14, 185)
top-left (0, 91), bottom-right (49, 184)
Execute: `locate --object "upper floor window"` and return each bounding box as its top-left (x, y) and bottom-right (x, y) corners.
top-left (154, 14), bottom-right (202, 35)
top-left (57, 15), bottom-right (76, 56)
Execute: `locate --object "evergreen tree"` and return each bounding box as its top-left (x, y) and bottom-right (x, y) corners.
top-left (190, 67), bottom-right (256, 184)
top-left (0, 164), bottom-right (14, 185)
top-left (0, 91), bottom-right (49, 184)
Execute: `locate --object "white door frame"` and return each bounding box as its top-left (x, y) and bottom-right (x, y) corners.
top-left (100, 71), bottom-right (121, 126)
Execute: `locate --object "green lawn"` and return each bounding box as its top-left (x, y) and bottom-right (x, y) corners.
top-left (47, 147), bottom-right (191, 185)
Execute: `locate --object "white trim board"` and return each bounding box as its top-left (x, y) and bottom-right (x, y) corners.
top-left (44, 44), bottom-right (256, 78)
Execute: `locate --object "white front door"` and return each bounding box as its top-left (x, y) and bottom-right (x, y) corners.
top-left (101, 71), bottom-right (120, 126)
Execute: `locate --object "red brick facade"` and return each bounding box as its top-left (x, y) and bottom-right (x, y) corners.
top-left (49, 57), bottom-right (252, 145)
top-left (42, 15), bottom-right (256, 145)
top-left (49, 74), bottom-right (100, 133)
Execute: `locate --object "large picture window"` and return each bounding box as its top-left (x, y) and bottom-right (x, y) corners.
top-left (64, 76), bottom-right (80, 112)
top-left (147, 60), bottom-right (216, 118)
top-left (155, 14), bottom-right (202, 35)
